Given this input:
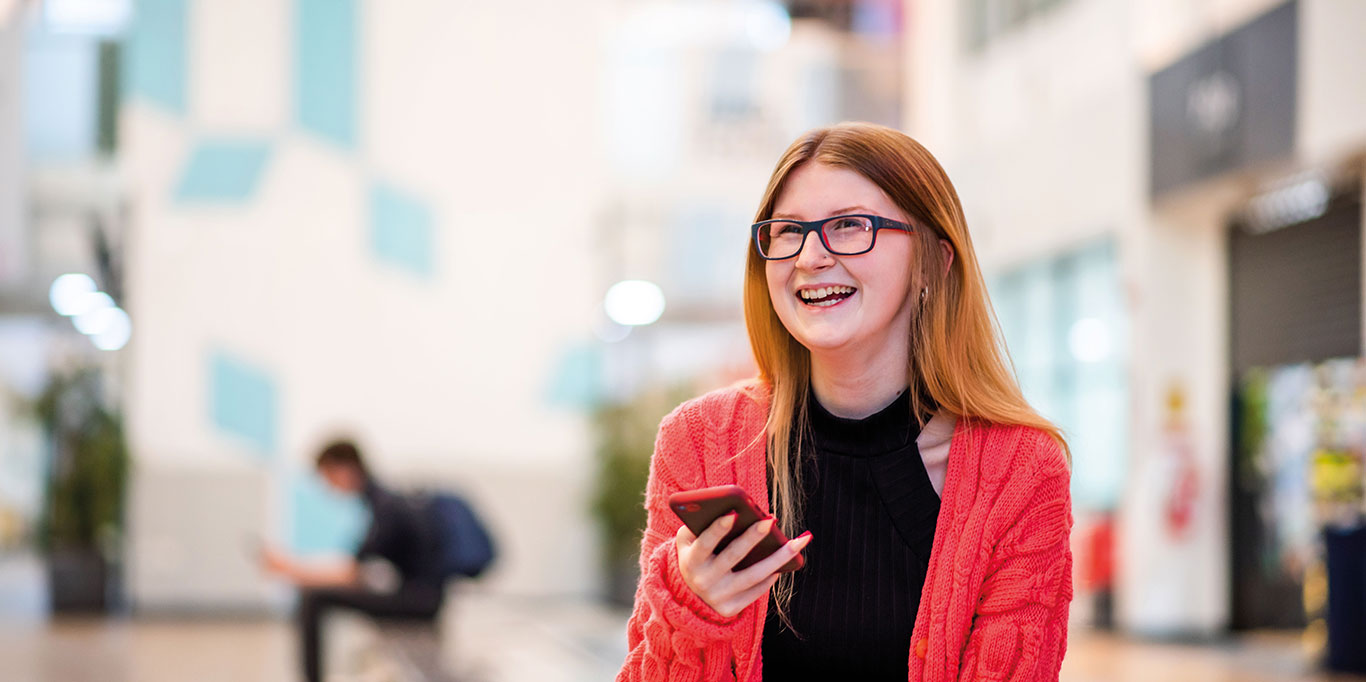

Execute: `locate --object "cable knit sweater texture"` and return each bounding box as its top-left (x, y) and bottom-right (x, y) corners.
top-left (617, 379), bottom-right (1073, 682)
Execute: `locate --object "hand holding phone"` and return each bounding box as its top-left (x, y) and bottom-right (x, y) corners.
top-left (668, 485), bottom-right (813, 618)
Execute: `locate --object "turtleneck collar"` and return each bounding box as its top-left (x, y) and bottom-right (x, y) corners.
top-left (807, 385), bottom-right (924, 457)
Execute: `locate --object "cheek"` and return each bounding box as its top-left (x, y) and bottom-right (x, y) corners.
top-left (856, 251), bottom-right (916, 313)
top-left (765, 262), bottom-right (789, 303)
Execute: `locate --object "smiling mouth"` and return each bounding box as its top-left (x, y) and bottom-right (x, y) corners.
top-left (798, 285), bottom-right (857, 307)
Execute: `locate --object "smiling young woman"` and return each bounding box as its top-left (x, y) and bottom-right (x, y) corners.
top-left (618, 122), bottom-right (1073, 682)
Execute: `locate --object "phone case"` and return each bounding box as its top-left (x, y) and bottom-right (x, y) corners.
top-left (668, 485), bottom-right (805, 573)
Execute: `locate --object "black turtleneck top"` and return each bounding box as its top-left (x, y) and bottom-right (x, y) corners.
top-left (761, 389), bottom-right (941, 681)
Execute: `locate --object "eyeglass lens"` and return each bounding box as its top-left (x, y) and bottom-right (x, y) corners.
top-left (757, 216), bottom-right (875, 259)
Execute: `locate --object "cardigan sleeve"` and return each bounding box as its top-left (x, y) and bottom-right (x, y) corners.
top-left (616, 403), bottom-right (748, 682)
top-left (958, 442), bottom-right (1074, 682)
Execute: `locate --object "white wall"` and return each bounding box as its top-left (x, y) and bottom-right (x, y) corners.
top-left (1121, 182), bottom-right (1243, 635)
top-left (122, 0), bottom-right (610, 603)
top-left (1131, 0), bottom-right (1287, 71)
top-left (1298, 0), bottom-right (1366, 165)
top-left (0, 17), bottom-right (23, 286)
top-left (906, 0), bottom-right (1145, 274)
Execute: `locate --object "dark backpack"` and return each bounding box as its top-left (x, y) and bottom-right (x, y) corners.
top-left (425, 492), bottom-right (496, 579)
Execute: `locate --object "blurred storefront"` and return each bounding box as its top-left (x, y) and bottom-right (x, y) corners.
top-left (1149, 3), bottom-right (1366, 666)
top-left (906, 0), bottom-right (1366, 656)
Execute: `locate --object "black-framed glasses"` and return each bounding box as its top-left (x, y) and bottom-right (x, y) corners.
top-left (751, 214), bottom-right (914, 260)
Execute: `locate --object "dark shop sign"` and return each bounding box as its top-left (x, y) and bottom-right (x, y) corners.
top-left (1149, 1), bottom-right (1297, 198)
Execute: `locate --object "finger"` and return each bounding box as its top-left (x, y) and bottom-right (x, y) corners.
top-left (693, 512), bottom-right (738, 554)
top-left (714, 518), bottom-right (776, 571)
top-left (719, 573), bottom-right (780, 618)
top-left (675, 523), bottom-right (697, 548)
top-left (734, 531), bottom-right (812, 585)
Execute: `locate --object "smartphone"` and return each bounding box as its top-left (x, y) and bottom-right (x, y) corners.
top-left (668, 485), bottom-right (805, 573)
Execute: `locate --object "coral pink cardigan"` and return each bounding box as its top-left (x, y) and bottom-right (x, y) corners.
top-left (617, 380), bottom-right (1073, 682)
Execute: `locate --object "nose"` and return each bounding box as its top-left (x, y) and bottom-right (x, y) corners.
top-left (793, 230), bottom-right (834, 271)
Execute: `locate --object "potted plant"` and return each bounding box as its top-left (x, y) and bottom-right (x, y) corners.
top-left (590, 384), bottom-right (693, 606)
top-left (32, 366), bottom-right (129, 613)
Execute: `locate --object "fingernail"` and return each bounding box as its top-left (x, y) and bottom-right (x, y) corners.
top-left (796, 531), bottom-right (813, 543)
top-left (722, 512), bottom-right (737, 526)
top-left (761, 518), bottom-right (776, 532)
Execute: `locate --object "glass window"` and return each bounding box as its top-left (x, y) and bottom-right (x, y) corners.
top-left (989, 239), bottom-right (1128, 511)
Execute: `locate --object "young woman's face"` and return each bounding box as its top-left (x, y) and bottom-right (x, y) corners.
top-left (765, 162), bottom-right (918, 357)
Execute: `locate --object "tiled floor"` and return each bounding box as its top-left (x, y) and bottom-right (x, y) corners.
top-left (1060, 630), bottom-right (1365, 682)
top-left (0, 592), bottom-right (627, 682)
top-left (4, 604), bottom-right (1365, 682)
top-left (2, 552), bottom-right (1364, 682)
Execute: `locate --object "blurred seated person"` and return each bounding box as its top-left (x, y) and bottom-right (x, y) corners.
top-left (262, 439), bottom-right (444, 682)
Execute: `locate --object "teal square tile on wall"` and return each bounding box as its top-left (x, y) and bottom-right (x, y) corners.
top-left (369, 182), bottom-right (435, 278)
top-left (209, 351), bottom-right (278, 458)
top-left (295, 0), bottom-right (358, 148)
top-left (545, 343), bottom-right (603, 409)
top-left (123, 0), bottom-right (188, 114)
top-left (175, 139), bottom-right (273, 203)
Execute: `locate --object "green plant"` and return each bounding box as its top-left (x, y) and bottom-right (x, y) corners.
top-left (589, 384), bottom-right (694, 569)
top-left (32, 367), bottom-right (129, 554)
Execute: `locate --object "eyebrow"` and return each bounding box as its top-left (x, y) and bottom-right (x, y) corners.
top-left (770, 205), bottom-right (875, 220)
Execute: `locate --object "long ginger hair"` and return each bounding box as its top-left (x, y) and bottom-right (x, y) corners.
top-left (742, 122), bottom-right (1069, 624)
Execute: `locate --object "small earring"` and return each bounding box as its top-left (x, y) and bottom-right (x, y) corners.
top-left (920, 287), bottom-right (928, 303)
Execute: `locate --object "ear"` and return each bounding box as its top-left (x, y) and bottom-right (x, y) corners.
top-left (938, 239), bottom-right (954, 278)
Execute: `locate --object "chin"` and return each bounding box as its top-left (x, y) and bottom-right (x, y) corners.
top-left (791, 331), bottom-right (856, 354)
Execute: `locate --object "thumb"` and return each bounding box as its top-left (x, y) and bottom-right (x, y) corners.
top-left (675, 523), bottom-right (697, 548)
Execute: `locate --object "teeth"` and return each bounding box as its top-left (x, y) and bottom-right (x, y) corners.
top-left (798, 285), bottom-right (855, 301)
